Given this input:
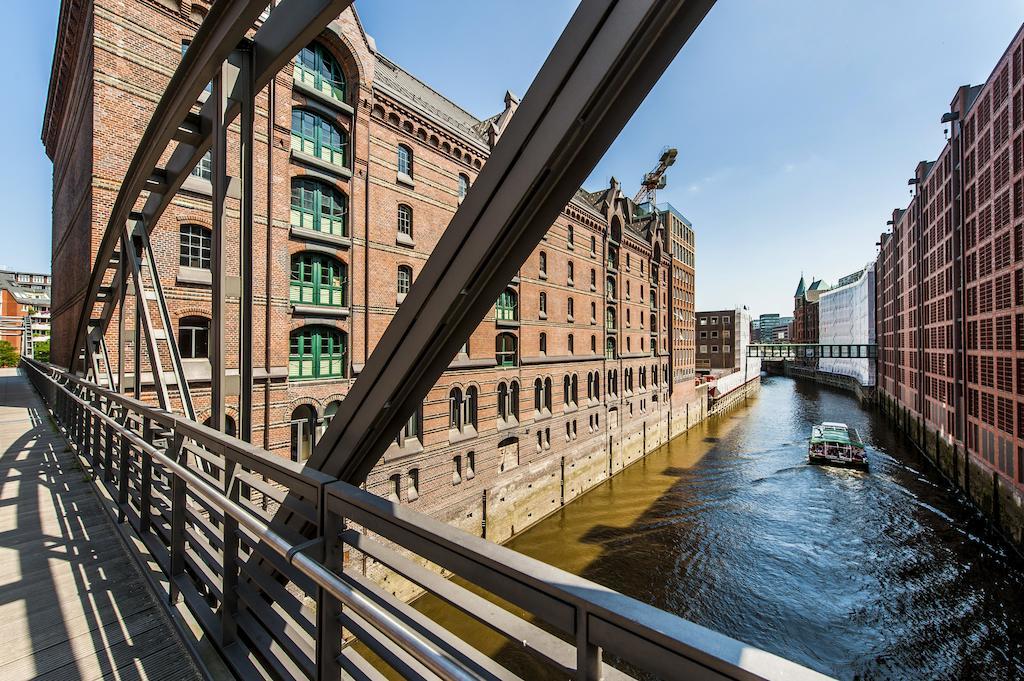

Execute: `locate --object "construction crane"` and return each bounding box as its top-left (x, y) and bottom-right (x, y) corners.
top-left (633, 147), bottom-right (678, 205)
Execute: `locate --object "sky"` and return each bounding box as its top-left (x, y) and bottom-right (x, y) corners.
top-left (6, 1), bottom-right (1024, 318)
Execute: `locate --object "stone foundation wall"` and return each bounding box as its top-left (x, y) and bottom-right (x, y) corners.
top-left (784, 363), bottom-right (876, 406)
top-left (877, 390), bottom-right (1024, 557)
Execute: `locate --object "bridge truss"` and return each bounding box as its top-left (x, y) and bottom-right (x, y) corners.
top-left (50, 0), bottom-right (833, 678)
top-left (747, 343), bottom-right (878, 360)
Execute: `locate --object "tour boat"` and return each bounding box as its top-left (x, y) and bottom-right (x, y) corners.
top-left (808, 422), bottom-right (868, 469)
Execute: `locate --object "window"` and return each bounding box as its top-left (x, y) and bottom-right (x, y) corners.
top-left (498, 380), bottom-right (520, 422)
top-left (452, 455), bottom-right (462, 485)
top-left (397, 265), bottom-right (412, 296)
top-left (496, 333), bottom-right (518, 366)
top-left (567, 224), bottom-right (574, 247)
top-left (539, 251), bottom-right (548, 278)
top-left (591, 269), bottom-right (597, 290)
top-left (397, 144), bottom-right (413, 177)
top-left (568, 334), bottom-right (575, 354)
top-left (449, 386), bottom-right (478, 434)
top-left (590, 302), bottom-right (597, 324)
top-left (539, 291), bottom-right (548, 317)
top-left (458, 173), bottom-right (469, 201)
top-left (539, 332), bottom-right (548, 354)
top-left (179, 225), bottom-right (211, 269)
top-left (290, 253), bottom-right (347, 307)
top-left (181, 41), bottom-right (212, 93)
top-left (291, 109), bottom-right (347, 166)
top-left (497, 288), bottom-right (519, 322)
top-left (591, 335), bottom-right (597, 353)
top-left (289, 326), bottom-right (347, 379)
top-left (606, 307), bottom-right (616, 331)
top-left (395, 405), bottom-right (421, 448)
top-left (407, 469), bottom-right (420, 502)
top-left (568, 262), bottom-right (575, 286)
top-left (606, 337), bottom-right (616, 359)
top-left (191, 150), bottom-right (212, 181)
top-left (591, 235), bottom-right (597, 255)
top-left (179, 317), bottom-right (209, 359)
top-left (294, 42), bottom-right (346, 101)
top-left (397, 203), bottom-right (413, 238)
top-left (567, 297), bottom-right (575, 320)
top-left (291, 178), bottom-right (348, 236)
top-left (290, 405), bottom-right (317, 462)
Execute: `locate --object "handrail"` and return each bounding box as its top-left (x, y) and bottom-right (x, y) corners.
top-left (24, 357), bottom-right (480, 681)
top-left (23, 356), bottom-right (833, 681)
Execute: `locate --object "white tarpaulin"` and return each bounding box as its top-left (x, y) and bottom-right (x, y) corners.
top-left (817, 263), bottom-right (875, 386)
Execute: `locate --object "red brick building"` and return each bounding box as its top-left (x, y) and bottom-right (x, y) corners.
top-left (42, 1), bottom-right (703, 539)
top-left (875, 24), bottom-right (1024, 549)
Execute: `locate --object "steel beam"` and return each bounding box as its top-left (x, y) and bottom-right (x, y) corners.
top-left (310, 0), bottom-right (717, 482)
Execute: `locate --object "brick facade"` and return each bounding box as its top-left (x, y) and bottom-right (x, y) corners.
top-left (43, 1), bottom-right (703, 540)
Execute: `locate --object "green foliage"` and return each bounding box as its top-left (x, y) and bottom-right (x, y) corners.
top-left (0, 341), bottom-right (19, 368)
top-left (34, 341), bottom-right (50, 363)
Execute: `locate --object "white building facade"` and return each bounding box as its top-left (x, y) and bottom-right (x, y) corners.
top-left (817, 262), bottom-right (876, 386)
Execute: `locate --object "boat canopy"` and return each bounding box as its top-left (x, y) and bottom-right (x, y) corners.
top-left (810, 423), bottom-right (863, 447)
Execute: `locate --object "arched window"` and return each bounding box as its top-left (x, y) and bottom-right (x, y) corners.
top-left (323, 400), bottom-right (341, 431)
top-left (590, 301), bottom-right (597, 324)
top-left (291, 178), bottom-right (347, 236)
top-left (290, 405), bottom-right (317, 462)
top-left (539, 332), bottom-right (547, 354)
top-left (458, 174), bottom-right (469, 201)
top-left (496, 333), bottom-right (518, 367)
top-left (291, 253), bottom-right (346, 307)
top-left (539, 291), bottom-right (547, 316)
top-left (544, 377), bottom-right (553, 412)
top-left (498, 381), bottom-right (509, 421)
top-left (203, 415), bottom-right (237, 438)
top-left (397, 203), bottom-right (413, 238)
top-left (649, 289), bottom-right (657, 309)
top-left (591, 235), bottom-right (597, 254)
top-left (397, 265), bottom-right (412, 296)
top-left (571, 374), bottom-right (578, 405)
top-left (593, 371), bottom-right (601, 400)
top-left (567, 261), bottom-right (575, 286)
top-left (606, 276), bottom-right (616, 299)
top-left (294, 42), bottom-right (346, 102)
top-left (449, 387), bottom-right (463, 430)
top-left (606, 307), bottom-right (616, 331)
top-left (591, 334), bottom-right (597, 353)
top-left (590, 268), bottom-right (597, 290)
top-left (567, 297), bottom-right (575, 320)
top-left (510, 380), bottom-right (520, 418)
top-left (289, 326), bottom-right (347, 379)
top-left (179, 316), bottom-right (209, 359)
top-left (179, 224), bottom-right (211, 270)
top-left (539, 251), bottom-right (548, 277)
top-left (534, 378), bottom-right (543, 413)
top-left (568, 333), bottom-right (574, 354)
top-left (291, 109), bottom-right (346, 166)
top-left (397, 144), bottom-right (413, 177)
top-left (567, 224), bottom-right (574, 247)
top-left (465, 386), bottom-right (478, 431)
top-left (563, 375), bottom-right (571, 405)
top-left (650, 313), bottom-right (657, 332)
top-left (605, 336), bottom-right (616, 359)
top-left (497, 288), bottom-right (518, 322)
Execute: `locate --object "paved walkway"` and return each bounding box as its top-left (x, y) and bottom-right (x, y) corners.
top-left (0, 368), bottom-right (201, 680)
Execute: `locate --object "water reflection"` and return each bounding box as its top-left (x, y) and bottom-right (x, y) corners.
top-left (411, 375), bottom-right (1024, 679)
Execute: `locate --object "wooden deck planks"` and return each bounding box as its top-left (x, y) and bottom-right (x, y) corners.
top-left (0, 368), bottom-right (201, 681)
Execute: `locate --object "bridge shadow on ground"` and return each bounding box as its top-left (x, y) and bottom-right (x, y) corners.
top-left (0, 368), bottom-right (201, 681)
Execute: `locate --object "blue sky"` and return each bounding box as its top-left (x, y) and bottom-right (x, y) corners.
top-left (7, 1), bottom-right (1023, 316)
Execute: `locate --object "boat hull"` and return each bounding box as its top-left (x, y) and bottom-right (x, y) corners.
top-left (808, 453), bottom-right (869, 470)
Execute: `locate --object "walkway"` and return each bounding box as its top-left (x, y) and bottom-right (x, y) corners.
top-left (0, 368), bottom-right (201, 680)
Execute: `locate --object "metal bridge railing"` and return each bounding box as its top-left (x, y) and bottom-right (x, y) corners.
top-left (23, 357), bottom-right (830, 681)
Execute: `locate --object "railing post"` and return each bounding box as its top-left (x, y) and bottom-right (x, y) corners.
top-left (316, 484), bottom-right (344, 681)
top-left (140, 416), bottom-right (153, 534)
top-left (104, 421), bottom-right (115, 482)
top-left (168, 432), bottom-right (186, 604)
top-left (575, 608), bottom-right (603, 681)
top-left (118, 431), bottom-right (130, 523)
top-left (221, 454), bottom-right (239, 647)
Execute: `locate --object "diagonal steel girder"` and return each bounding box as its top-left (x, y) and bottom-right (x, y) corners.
top-left (310, 0), bottom-right (717, 482)
top-left (69, 0), bottom-right (353, 375)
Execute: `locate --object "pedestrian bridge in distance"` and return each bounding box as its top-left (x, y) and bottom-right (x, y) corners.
top-left (32, 0), bottom-right (835, 678)
top-left (747, 343), bottom-right (878, 360)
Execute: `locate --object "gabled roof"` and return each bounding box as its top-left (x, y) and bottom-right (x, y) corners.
top-left (373, 53), bottom-right (489, 149)
top-left (794, 275), bottom-right (806, 298)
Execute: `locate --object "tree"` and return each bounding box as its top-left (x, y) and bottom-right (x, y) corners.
top-left (0, 341), bottom-right (19, 368)
top-left (34, 341), bottom-right (50, 363)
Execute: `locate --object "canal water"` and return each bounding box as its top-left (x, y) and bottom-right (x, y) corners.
top-left (411, 374), bottom-right (1024, 680)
